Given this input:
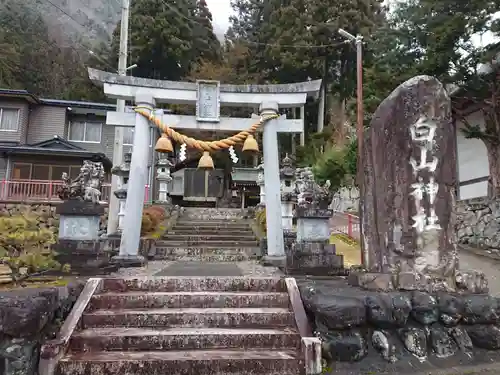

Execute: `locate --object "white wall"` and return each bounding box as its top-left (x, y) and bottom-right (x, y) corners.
top-left (456, 110), bottom-right (489, 200)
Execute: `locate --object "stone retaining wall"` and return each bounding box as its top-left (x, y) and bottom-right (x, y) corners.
top-left (0, 282), bottom-right (84, 375)
top-left (0, 202), bottom-right (109, 235)
top-left (456, 197), bottom-right (500, 251)
top-left (299, 278), bottom-right (500, 374)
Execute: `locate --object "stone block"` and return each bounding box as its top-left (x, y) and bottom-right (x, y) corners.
top-left (59, 215), bottom-right (100, 240)
top-left (57, 200), bottom-right (104, 240)
top-left (286, 241), bottom-right (344, 276)
top-left (348, 271), bottom-right (394, 291)
top-left (55, 200), bottom-right (105, 216)
top-left (52, 239), bottom-right (117, 275)
top-left (297, 277), bottom-right (500, 372)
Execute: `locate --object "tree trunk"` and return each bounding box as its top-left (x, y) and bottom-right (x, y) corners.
top-left (485, 142), bottom-right (500, 197)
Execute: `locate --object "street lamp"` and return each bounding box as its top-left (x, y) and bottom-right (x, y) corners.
top-left (338, 28), bottom-right (365, 266)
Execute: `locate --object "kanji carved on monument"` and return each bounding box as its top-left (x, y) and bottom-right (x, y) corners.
top-left (356, 75), bottom-right (468, 292)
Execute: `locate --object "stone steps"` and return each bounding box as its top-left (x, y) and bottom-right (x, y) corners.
top-left (88, 291), bottom-right (291, 310)
top-left (56, 277), bottom-right (305, 375)
top-left (82, 307), bottom-right (295, 328)
top-left (165, 229), bottom-right (255, 236)
top-left (70, 327), bottom-right (301, 351)
top-left (179, 208), bottom-right (248, 221)
top-left (162, 234), bottom-right (257, 241)
top-left (149, 247), bottom-right (256, 261)
top-left (171, 224), bottom-right (252, 231)
top-left (99, 277), bottom-right (287, 293)
top-left (155, 239), bottom-right (259, 247)
top-left (58, 349), bottom-right (303, 375)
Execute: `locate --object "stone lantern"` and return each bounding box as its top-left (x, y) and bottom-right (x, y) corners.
top-left (255, 157), bottom-right (265, 207)
top-left (111, 151), bottom-right (131, 233)
top-left (156, 157), bottom-right (173, 203)
top-left (280, 154), bottom-right (296, 231)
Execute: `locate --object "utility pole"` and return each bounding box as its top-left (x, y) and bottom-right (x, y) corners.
top-left (338, 28), bottom-right (365, 266)
top-left (107, 0), bottom-right (130, 235)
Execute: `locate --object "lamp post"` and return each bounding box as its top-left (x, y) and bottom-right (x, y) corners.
top-left (338, 28), bottom-right (365, 266)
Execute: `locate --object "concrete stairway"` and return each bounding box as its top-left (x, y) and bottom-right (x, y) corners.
top-left (55, 277), bottom-right (305, 375)
top-left (149, 208), bottom-right (260, 261)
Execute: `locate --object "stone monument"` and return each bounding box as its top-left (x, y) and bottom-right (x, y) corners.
top-left (285, 167), bottom-right (343, 275)
top-left (280, 154), bottom-right (296, 231)
top-left (56, 160), bottom-right (105, 240)
top-left (353, 75), bottom-right (486, 293)
top-left (291, 77), bottom-right (500, 373)
top-left (53, 160), bottom-right (114, 274)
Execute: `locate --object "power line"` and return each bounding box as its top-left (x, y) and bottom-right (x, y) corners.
top-left (159, 0), bottom-right (351, 49)
top-left (32, 0), bottom-right (117, 70)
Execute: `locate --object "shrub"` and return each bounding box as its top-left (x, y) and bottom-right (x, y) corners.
top-left (147, 205), bottom-right (166, 220)
top-left (141, 205), bottom-right (168, 236)
top-left (141, 213), bottom-right (154, 235)
top-left (255, 208), bottom-right (267, 234)
top-left (0, 214), bottom-right (69, 283)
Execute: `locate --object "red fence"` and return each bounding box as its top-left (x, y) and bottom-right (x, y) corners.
top-left (0, 180), bottom-right (151, 203)
top-left (330, 211), bottom-right (360, 242)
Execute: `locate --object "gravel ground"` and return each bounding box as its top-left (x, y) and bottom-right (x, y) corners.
top-left (110, 260), bottom-right (283, 278)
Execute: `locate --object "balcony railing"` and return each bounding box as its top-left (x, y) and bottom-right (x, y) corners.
top-left (330, 211), bottom-right (360, 242)
top-left (0, 180), bottom-right (150, 203)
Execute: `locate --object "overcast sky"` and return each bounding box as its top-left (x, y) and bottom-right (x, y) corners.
top-left (205, 0), bottom-right (498, 47)
top-left (206, 0), bottom-right (233, 39)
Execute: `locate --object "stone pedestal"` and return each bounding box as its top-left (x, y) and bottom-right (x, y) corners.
top-left (54, 201), bottom-right (114, 275)
top-left (56, 200), bottom-right (105, 240)
top-left (296, 207), bottom-right (331, 243)
top-left (287, 206), bottom-right (344, 275)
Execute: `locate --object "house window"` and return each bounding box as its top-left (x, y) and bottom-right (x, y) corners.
top-left (11, 163), bottom-right (31, 180)
top-left (123, 127), bottom-right (134, 145)
top-left (0, 108), bottom-right (20, 131)
top-left (10, 163), bottom-right (81, 180)
top-left (69, 121), bottom-right (102, 143)
top-left (32, 165), bottom-right (51, 180)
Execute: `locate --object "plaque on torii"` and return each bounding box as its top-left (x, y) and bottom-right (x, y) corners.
top-left (196, 80), bottom-right (220, 123)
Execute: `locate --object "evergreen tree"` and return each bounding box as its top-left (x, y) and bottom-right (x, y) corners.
top-left (112, 0), bottom-right (198, 80)
top-left (192, 0), bottom-right (221, 63)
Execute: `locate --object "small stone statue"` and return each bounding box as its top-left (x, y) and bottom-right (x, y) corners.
top-left (58, 160), bottom-right (105, 204)
top-left (295, 167), bottom-right (332, 209)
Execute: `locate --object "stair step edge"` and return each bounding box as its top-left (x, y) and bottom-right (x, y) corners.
top-left (85, 307), bottom-right (292, 315)
top-left (60, 349), bottom-right (302, 361)
top-left (74, 327), bottom-right (299, 336)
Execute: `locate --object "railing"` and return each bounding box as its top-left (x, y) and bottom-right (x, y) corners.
top-left (330, 211), bottom-right (360, 242)
top-left (0, 180), bottom-right (151, 203)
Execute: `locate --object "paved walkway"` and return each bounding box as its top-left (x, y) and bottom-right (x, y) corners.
top-left (459, 248), bottom-right (500, 296)
top-left (110, 260), bottom-right (283, 278)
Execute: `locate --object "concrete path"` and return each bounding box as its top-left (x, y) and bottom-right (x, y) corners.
top-left (459, 248), bottom-right (500, 296)
top-left (154, 262), bottom-right (243, 276)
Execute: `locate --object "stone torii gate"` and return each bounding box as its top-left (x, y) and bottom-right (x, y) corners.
top-left (88, 68), bottom-right (321, 265)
